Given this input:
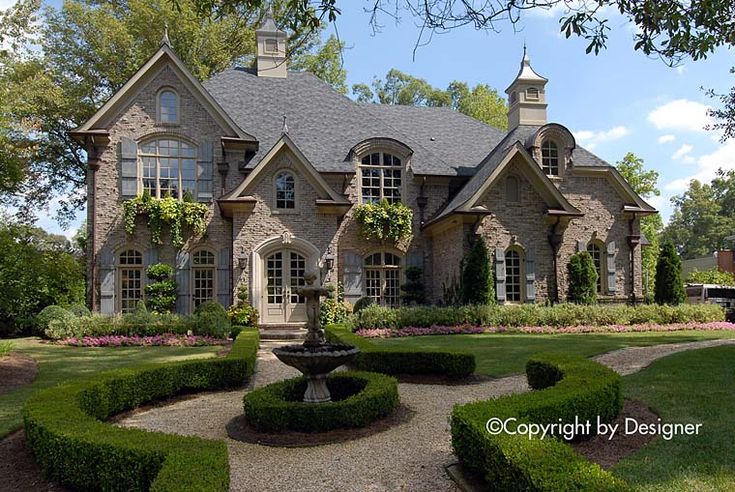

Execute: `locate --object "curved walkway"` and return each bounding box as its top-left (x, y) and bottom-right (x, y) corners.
top-left (118, 338), bottom-right (735, 492)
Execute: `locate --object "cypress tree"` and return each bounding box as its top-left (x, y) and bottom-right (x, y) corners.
top-left (567, 251), bottom-right (598, 305)
top-left (461, 237), bottom-right (494, 305)
top-left (655, 241), bottom-right (686, 305)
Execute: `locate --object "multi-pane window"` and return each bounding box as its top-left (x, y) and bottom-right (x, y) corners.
top-left (158, 90), bottom-right (178, 123)
top-left (275, 172), bottom-right (295, 209)
top-left (289, 252), bottom-right (305, 304)
top-left (192, 250), bottom-right (215, 309)
top-left (505, 250), bottom-right (522, 302)
top-left (587, 243), bottom-right (604, 293)
top-left (364, 252), bottom-right (401, 307)
top-left (360, 152), bottom-right (402, 204)
top-left (118, 249), bottom-right (143, 313)
top-left (541, 140), bottom-right (559, 176)
top-left (140, 139), bottom-right (211, 200)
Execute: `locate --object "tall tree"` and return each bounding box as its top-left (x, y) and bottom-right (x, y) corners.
top-left (655, 241), bottom-right (685, 305)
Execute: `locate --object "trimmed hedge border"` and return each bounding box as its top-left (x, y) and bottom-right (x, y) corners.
top-left (242, 371), bottom-right (399, 433)
top-left (326, 324), bottom-right (475, 378)
top-left (451, 353), bottom-right (627, 491)
top-left (22, 329), bottom-right (260, 491)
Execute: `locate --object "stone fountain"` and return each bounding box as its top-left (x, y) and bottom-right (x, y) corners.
top-left (272, 272), bottom-right (360, 403)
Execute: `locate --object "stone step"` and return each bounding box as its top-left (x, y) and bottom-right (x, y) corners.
top-left (258, 326), bottom-right (307, 341)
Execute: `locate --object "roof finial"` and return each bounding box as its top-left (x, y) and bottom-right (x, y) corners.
top-left (522, 42), bottom-right (530, 66)
top-left (160, 24), bottom-right (171, 48)
top-left (282, 113), bottom-right (289, 134)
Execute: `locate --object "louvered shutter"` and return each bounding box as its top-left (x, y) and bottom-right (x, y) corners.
top-left (217, 247), bottom-right (232, 307)
top-left (495, 248), bottom-right (506, 303)
top-left (343, 251), bottom-right (363, 303)
top-left (175, 251), bottom-right (190, 314)
top-left (525, 249), bottom-right (536, 303)
top-left (606, 241), bottom-right (617, 294)
top-left (100, 249), bottom-right (115, 314)
top-left (120, 137), bottom-right (138, 198)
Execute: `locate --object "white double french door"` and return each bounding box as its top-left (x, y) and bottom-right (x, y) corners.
top-left (263, 250), bottom-right (307, 324)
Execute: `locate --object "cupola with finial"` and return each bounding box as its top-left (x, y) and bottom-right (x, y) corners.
top-left (505, 46), bottom-right (548, 131)
top-left (256, 7), bottom-right (287, 78)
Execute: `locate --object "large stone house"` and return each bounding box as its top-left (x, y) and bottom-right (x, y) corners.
top-left (72, 17), bottom-right (656, 326)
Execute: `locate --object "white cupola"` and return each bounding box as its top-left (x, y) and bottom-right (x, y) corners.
top-left (256, 10), bottom-right (287, 78)
top-left (505, 47), bottom-right (548, 130)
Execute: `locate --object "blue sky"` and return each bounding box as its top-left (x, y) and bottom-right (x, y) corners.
top-left (6, 1), bottom-right (735, 237)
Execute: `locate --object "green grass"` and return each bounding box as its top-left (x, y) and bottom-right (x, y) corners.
top-left (370, 330), bottom-right (735, 377)
top-left (613, 345), bottom-right (735, 491)
top-left (0, 340), bottom-right (14, 357)
top-left (0, 337), bottom-right (220, 438)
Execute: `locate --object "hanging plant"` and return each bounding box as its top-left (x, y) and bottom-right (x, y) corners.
top-left (123, 192), bottom-right (208, 247)
top-left (353, 199), bottom-right (413, 243)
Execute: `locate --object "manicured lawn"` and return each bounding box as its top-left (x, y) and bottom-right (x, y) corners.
top-left (614, 345), bottom-right (735, 491)
top-left (369, 330), bottom-right (735, 376)
top-left (0, 337), bottom-right (220, 437)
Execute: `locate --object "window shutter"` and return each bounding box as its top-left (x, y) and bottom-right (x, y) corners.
top-left (343, 251), bottom-right (363, 303)
top-left (495, 248), bottom-right (506, 303)
top-left (525, 249), bottom-right (536, 303)
top-left (606, 241), bottom-right (617, 294)
top-left (144, 248), bottom-right (159, 286)
top-left (576, 240), bottom-right (587, 253)
top-left (100, 249), bottom-right (115, 314)
top-left (197, 141), bottom-right (214, 202)
top-left (120, 137), bottom-right (138, 198)
top-left (406, 250), bottom-right (422, 269)
top-left (217, 247), bottom-right (232, 307)
top-left (175, 251), bottom-right (190, 314)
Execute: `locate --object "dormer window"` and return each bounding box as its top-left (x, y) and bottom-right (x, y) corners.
top-left (360, 152), bottom-right (402, 204)
top-left (158, 89), bottom-right (178, 124)
top-left (541, 140), bottom-right (559, 176)
top-left (275, 171), bottom-right (296, 209)
top-left (265, 38), bottom-right (278, 53)
top-left (526, 87), bottom-right (540, 101)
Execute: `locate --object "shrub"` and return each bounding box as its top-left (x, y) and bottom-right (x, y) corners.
top-left (352, 297), bottom-right (374, 314)
top-left (38, 305), bottom-right (75, 339)
top-left (227, 285), bottom-right (259, 327)
top-left (67, 303), bottom-right (91, 317)
top-left (0, 340), bottom-right (14, 357)
top-left (44, 312), bottom-right (192, 341)
top-left (656, 241), bottom-right (686, 305)
top-left (242, 371), bottom-right (399, 433)
top-left (451, 353), bottom-right (626, 491)
top-left (400, 266), bottom-right (426, 305)
top-left (461, 237), bottom-right (494, 305)
top-left (22, 330), bottom-right (259, 491)
top-left (353, 199), bottom-right (413, 242)
top-left (326, 324), bottom-right (475, 378)
top-left (144, 263), bottom-right (177, 313)
top-left (192, 301), bottom-right (231, 338)
top-left (567, 251), bottom-right (598, 304)
top-left (687, 267), bottom-right (735, 286)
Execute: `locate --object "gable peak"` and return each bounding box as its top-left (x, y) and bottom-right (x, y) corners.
top-left (160, 24), bottom-right (171, 48)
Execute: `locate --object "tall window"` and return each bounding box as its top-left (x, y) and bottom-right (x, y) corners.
top-left (541, 140), bottom-right (559, 176)
top-left (140, 139), bottom-right (211, 200)
top-left (360, 152), bottom-right (402, 204)
top-left (364, 252), bottom-right (401, 307)
top-left (275, 171), bottom-right (295, 209)
top-left (118, 249), bottom-right (143, 313)
top-left (158, 90), bottom-right (178, 123)
top-left (505, 249), bottom-right (523, 302)
top-left (192, 250), bottom-right (215, 309)
top-left (587, 243), bottom-right (604, 293)
top-left (506, 175), bottom-right (520, 202)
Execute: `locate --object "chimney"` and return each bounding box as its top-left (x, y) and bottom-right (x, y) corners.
top-left (505, 47), bottom-right (548, 131)
top-left (256, 10), bottom-right (287, 78)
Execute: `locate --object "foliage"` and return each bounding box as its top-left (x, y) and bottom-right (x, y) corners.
top-left (353, 199), bottom-right (413, 243)
top-left (67, 303), bottom-right (91, 317)
top-left (352, 297), bottom-right (374, 314)
top-left (400, 266), bottom-right (426, 305)
top-left (60, 334), bottom-right (223, 347)
top-left (123, 194), bottom-right (209, 247)
top-left (451, 353), bottom-right (625, 491)
top-left (0, 341), bottom-right (14, 357)
top-left (146, 263), bottom-right (174, 281)
top-left (226, 284), bottom-right (259, 327)
top-left (352, 302), bottom-right (725, 330)
top-left (567, 251), bottom-right (598, 305)
top-left (35, 305), bottom-right (74, 337)
top-left (191, 300), bottom-right (231, 338)
top-left (290, 35), bottom-right (347, 94)
top-left (655, 241), bottom-right (686, 305)
top-left (319, 283), bottom-right (351, 327)
top-left (45, 311), bottom-right (192, 340)
top-left (22, 330), bottom-right (258, 491)
top-left (441, 275), bottom-right (463, 306)
top-left (686, 268), bottom-right (735, 286)
top-left (461, 238), bottom-right (494, 305)
top-left (326, 324), bottom-right (476, 378)
top-left (242, 371), bottom-right (399, 433)
top-left (0, 222), bottom-right (85, 336)
top-left (144, 263), bottom-right (178, 313)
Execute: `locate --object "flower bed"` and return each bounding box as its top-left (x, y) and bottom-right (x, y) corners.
top-left (356, 321), bottom-right (735, 338)
top-left (58, 334), bottom-right (226, 347)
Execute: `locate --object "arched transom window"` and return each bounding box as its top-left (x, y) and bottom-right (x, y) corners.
top-left (505, 249), bottom-right (523, 302)
top-left (587, 242), bottom-right (605, 294)
top-left (158, 90), bottom-right (178, 124)
top-left (118, 249), bottom-right (143, 313)
top-left (540, 140), bottom-right (559, 176)
top-left (275, 171), bottom-right (296, 209)
top-left (140, 139), bottom-right (211, 200)
top-left (360, 152), bottom-right (402, 204)
top-left (364, 251), bottom-right (401, 307)
top-left (192, 250), bottom-right (216, 309)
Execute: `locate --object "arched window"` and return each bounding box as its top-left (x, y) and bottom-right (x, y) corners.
top-left (139, 138), bottom-right (211, 200)
top-left (158, 89), bottom-right (178, 124)
top-left (191, 250), bottom-right (216, 309)
top-left (275, 171), bottom-right (296, 209)
top-left (541, 140), bottom-right (559, 176)
top-left (506, 175), bottom-right (520, 202)
top-left (118, 249), bottom-right (143, 313)
top-left (587, 242), bottom-right (605, 294)
top-left (505, 249), bottom-right (523, 302)
top-left (364, 251), bottom-right (401, 307)
top-left (360, 152), bottom-right (402, 204)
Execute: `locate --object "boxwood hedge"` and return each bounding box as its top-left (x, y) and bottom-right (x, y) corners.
top-left (451, 353), bottom-right (627, 491)
top-left (325, 324), bottom-right (475, 378)
top-left (242, 371), bottom-right (399, 433)
top-left (22, 329), bottom-right (260, 491)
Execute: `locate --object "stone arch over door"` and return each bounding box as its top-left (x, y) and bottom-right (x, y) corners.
top-left (251, 233), bottom-right (320, 325)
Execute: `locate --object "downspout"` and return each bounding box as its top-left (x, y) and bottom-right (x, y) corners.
top-left (628, 214), bottom-right (639, 305)
top-left (547, 216), bottom-right (562, 305)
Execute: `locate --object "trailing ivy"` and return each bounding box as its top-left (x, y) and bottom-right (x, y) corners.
top-left (353, 199), bottom-right (413, 243)
top-left (123, 192), bottom-right (208, 247)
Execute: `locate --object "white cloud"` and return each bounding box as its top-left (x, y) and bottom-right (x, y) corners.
top-left (663, 139), bottom-right (735, 192)
top-left (672, 143), bottom-right (694, 162)
top-left (573, 126), bottom-right (630, 150)
top-left (648, 99), bottom-right (712, 133)
top-left (657, 134), bottom-right (676, 144)
top-left (0, 1), bottom-right (18, 11)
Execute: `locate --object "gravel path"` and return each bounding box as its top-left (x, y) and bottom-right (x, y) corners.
top-left (117, 338), bottom-right (735, 491)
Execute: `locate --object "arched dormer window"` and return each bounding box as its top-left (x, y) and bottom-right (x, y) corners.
top-left (506, 175), bottom-right (520, 202)
top-left (275, 171), bottom-right (296, 209)
top-left (505, 248), bottom-right (524, 302)
top-left (587, 241), bottom-right (606, 294)
top-left (360, 152), bottom-right (402, 204)
top-left (158, 89), bottom-right (179, 124)
top-left (541, 140), bottom-right (559, 176)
